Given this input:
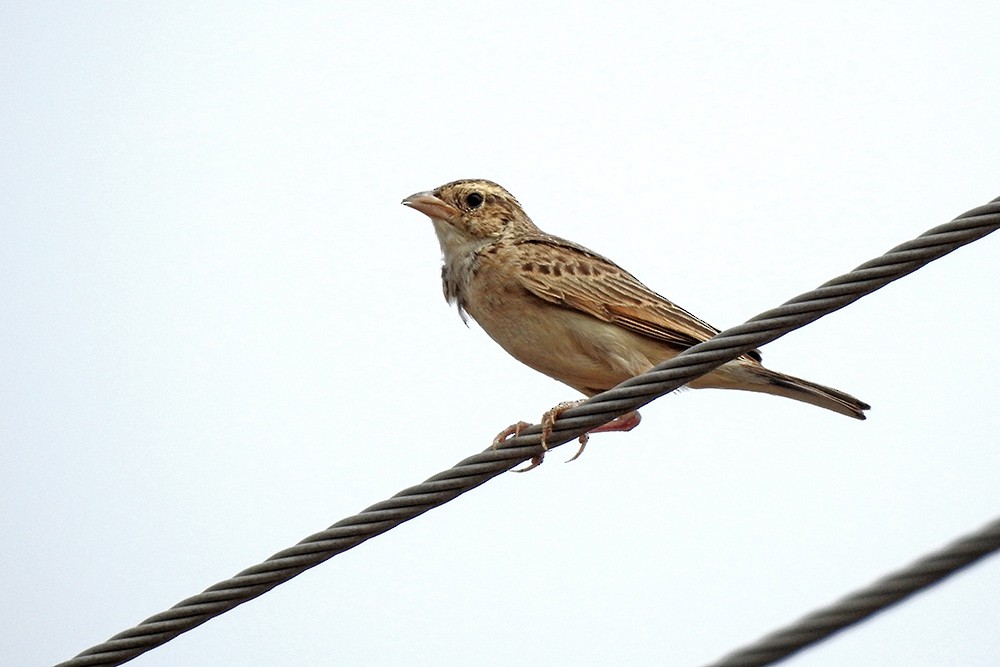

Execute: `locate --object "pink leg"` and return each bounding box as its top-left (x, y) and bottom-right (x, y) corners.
top-left (563, 410), bottom-right (641, 463)
top-left (588, 410), bottom-right (642, 434)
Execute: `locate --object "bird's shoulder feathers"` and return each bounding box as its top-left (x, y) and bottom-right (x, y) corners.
top-left (509, 234), bottom-right (761, 360)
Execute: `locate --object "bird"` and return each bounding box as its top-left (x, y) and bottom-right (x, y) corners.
top-left (402, 179), bottom-right (869, 469)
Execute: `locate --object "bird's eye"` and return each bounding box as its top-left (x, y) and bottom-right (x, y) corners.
top-left (465, 192), bottom-right (484, 209)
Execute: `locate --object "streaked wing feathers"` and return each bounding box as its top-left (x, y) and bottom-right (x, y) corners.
top-left (515, 236), bottom-right (761, 360)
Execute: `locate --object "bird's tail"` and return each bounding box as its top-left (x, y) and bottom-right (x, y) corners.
top-left (750, 367), bottom-right (870, 420)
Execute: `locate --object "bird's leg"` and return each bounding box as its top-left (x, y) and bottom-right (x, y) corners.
top-left (559, 408), bottom-right (641, 463)
top-left (588, 410), bottom-right (642, 434)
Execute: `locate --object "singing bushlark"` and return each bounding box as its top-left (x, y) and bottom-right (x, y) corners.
top-left (403, 179), bottom-right (868, 467)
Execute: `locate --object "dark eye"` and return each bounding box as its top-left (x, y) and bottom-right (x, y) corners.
top-left (465, 192), bottom-right (484, 209)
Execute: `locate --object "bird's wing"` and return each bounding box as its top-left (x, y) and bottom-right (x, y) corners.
top-left (514, 236), bottom-right (761, 360)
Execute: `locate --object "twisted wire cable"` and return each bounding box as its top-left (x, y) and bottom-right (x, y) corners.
top-left (57, 196), bottom-right (1000, 667)
top-left (704, 515), bottom-right (1000, 666)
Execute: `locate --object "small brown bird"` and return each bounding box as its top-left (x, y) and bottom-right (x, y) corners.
top-left (403, 179), bottom-right (868, 467)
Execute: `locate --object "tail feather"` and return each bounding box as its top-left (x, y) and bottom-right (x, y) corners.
top-left (755, 368), bottom-right (870, 420)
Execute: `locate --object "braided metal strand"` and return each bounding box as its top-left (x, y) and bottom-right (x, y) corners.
top-left (56, 197), bottom-right (1000, 666)
top-left (704, 515), bottom-right (1000, 666)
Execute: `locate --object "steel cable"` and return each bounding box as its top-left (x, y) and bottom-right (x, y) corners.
top-left (56, 196), bottom-right (1000, 666)
top-left (704, 515), bottom-right (1000, 666)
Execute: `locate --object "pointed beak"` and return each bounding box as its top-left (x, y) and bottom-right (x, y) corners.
top-left (401, 191), bottom-right (460, 221)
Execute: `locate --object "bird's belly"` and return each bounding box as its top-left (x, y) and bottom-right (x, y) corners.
top-left (466, 292), bottom-right (679, 395)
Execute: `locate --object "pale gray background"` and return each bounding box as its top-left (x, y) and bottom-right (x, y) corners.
top-left (3, 3), bottom-right (999, 666)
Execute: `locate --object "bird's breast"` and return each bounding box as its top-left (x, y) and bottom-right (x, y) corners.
top-left (461, 260), bottom-right (676, 395)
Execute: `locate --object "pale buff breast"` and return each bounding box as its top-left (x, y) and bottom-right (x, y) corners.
top-left (463, 274), bottom-right (673, 395)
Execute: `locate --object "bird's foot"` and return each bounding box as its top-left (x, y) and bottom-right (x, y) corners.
top-left (496, 406), bottom-right (642, 472)
top-left (492, 421), bottom-right (532, 449)
top-left (492, 421), bottom-right (545, 472)
top-left (540, 401), bottom-right (591, 464)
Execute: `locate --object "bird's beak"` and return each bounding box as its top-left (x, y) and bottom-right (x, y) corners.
top-left (401, 191), bottom-right (460, 221)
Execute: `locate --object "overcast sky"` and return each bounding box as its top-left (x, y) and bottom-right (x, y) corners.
top-left (4, 3), bottom-right (1000, 666)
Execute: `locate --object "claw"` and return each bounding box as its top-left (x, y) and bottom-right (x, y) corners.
top-left (494, 420), bottom-right (544, 472)
top-left (564, 432), bottom-right (590, 463)
top-left (492, 421), bottom-right (532, 449)
top-left (513, 454), bottom-right (545, 473)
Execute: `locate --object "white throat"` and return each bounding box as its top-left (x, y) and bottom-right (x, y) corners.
top-left (431, 218), bottom-right (488, 261)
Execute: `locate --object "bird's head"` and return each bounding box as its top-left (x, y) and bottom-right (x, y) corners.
top-left (402, 179), bottom-right (537, 257)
